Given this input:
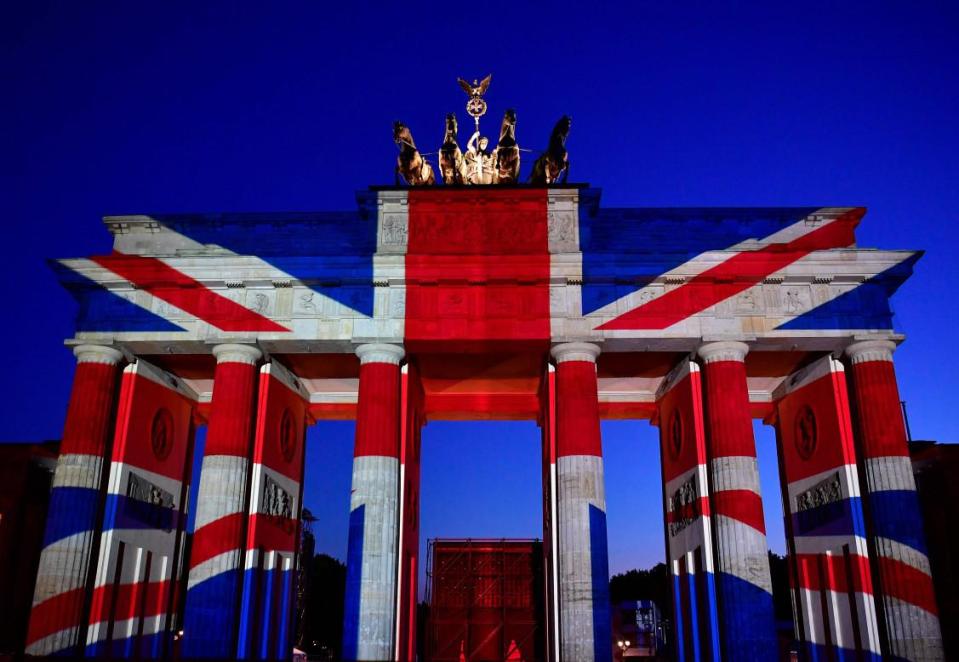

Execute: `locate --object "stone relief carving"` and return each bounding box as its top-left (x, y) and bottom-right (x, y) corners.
top-left (262, 474), bottom-right (294, 533)
top-left (548, 212), bottom-right (576, 247)
top-left (125, 471), bottom-right (175, 531)
top-left (246, 290), bottom-right (274, 316)
top-left (381, 214), bottom-right (408, 246)
top-left (637, 289), bottom-right (656, 305)
top-left (295, 290), bottom-right (318, 315)
top-left (795, 471), bottom-right (842, 513)
top-left (735, 290), bottom-right (758, 312)
top-left (668, 475), bottom-right (699, 537)
top-left (785, 288), bottom-right (804, 314)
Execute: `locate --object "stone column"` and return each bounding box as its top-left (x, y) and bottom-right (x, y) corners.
top-left (697, 341), bottom-right (777, 660)
top-left (342, 343), bottom-right (404, 662)
top-left (551, 342), bottom-right (612, 662)
top-left (845, 340), bottom-right (943, 661)
top-left (25, 344), bottom-right (124, 656)
top-left (183, 343), bottom-right (262, 659)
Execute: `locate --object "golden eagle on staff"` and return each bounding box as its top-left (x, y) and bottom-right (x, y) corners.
top-left (457, 74), bottom-right (491, 99)
top-left (458, 75), bottom-right (492, 130)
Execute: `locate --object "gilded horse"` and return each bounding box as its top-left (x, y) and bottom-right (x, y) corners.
top-left (438, 113), bottom-right (467, 185)
top-left (493, 108), bottom-right (520, 184)
top-left (393, 121), bottom-right (435, 186)
top-left (530, 115), bottom-right (571, 185)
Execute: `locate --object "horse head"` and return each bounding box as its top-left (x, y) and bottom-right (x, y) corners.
top-left (554, 115), bottom-right (572, 141)
top-left (393, 121), bottom-right (413, 150)
top-left (500, 108), bottom-right (517, 141)
top-left (443, 113), bottom-right (459, 145)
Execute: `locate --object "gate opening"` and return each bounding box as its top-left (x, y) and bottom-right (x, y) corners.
top-left (419, 420), bottom-right (545, 662)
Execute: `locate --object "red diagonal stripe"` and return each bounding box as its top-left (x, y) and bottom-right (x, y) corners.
top-left (712, 489), bottom-right (766, 534)
top-left (92, 253), bottom-right (288, 332)
top-left (598, 209), bottom-right (863, 330)
top-left (26, 587), bottom-right (85, 647)
top-left (877, 556), bottom-right (939, 616)
top-left (189, 512), bottom-right (246, 569)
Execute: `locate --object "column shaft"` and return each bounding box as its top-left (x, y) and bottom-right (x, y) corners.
top-left (343, 344), bottom-right (404, 662)
top-left (846, 340), bottom-right (943, 661)
top-left (552, 343), bottom-right (612, 662)
top-left (26, 345), bottom-right (123, 656)
top-left (698, 342), bottom-right (777, 660)
top-left (183, 344), bottom-right (261, 659)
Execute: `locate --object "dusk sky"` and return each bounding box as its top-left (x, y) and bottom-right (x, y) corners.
top-left (4, 2), bottom-right (957, 594)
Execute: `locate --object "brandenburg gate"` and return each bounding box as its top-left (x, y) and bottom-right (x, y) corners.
top-left (27, 67), bottom-right (943, 662)
top-left (26, 182), bottom-right (943, 661)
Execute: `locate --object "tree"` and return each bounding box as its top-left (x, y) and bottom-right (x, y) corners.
top-left (301, 554), bottom-right (346, 660)
top-left (609, 562), bottom-right (670, 613)
top-left (767, 551), bottom-right (793, 621)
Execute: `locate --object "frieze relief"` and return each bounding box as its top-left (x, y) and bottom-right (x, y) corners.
top-left (547, 211), bottom-right (578, 252)
top-left (668, 475), bottom-right (699, 537)
top-left (795, 472), bottom-right (843, 513)
top-left (125, 471), bottom-right (175, 531)
top-left (734, 289), bottom-right (759, 313)
top-left (783, 287), bottom-right (808, 315)
top-left (245, 289), bottom-right (275, 316)
top-left (379, 212), bottom-right (409, 252)
top-left (262, 474), bottom-right (295, 535)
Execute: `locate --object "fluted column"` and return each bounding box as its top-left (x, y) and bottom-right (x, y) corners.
top-left (183, 343), bottom-right (262, 659)
top-left (697, 341), bottom-right (777, 660)
top-left (26, 344), bottom-right (124, 656)
top-left (552, 342), bottom-right (612, 662)
top-left (342, 343), bottom-right (404, 662)
top-left (845, 340), bottom-right (943, 661)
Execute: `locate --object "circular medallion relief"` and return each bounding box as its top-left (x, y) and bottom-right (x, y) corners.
top-left (794, 405), bottom-right (818, 461)
top-left (466, 97), bottom-right (487, 118)
top-left (151, 408), bottom-right (174, 461)
top-left (668, 409), bottom-right (683, 460)
top-left (278, 408), bottom-right (297, 463)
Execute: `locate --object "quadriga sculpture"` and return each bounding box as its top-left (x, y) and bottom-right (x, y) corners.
top-left (530, 115), bottom-right (571, 185)
top-left (438, 113), bottom-right (467, 185)
top-left (393, 120), bottom-right (435, 186)
top-left (493, 108), bottom-right (520, 184)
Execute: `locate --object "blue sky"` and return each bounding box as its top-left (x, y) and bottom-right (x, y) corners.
top-left (3, 2), bottom-right (957, 591)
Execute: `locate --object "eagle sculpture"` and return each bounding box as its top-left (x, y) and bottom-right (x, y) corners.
top-left (457, 74), bottom-right (491, 99)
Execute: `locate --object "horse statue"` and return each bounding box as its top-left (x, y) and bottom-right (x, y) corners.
top-left (493, 108), bottom-right (520, 184)
top-left (438, 113), bottom-right (467, 185)
top-left (393, 121), bottom-right (435, 186)
top-left (530, 115), bottom-right (571, 185)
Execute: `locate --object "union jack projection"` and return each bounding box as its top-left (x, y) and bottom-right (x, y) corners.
top-left (32, 186), bottom-right (940, 662)
top-left (53, 188), bottom-right (917, 344)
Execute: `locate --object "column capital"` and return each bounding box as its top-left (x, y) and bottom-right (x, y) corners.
top-left (845, 339), bottom-right (896, 364)
top-left (212, 343), bottom-right (262, 365)
top-left (355, 343), bottom-right (404, 365)
top-left (697, 340), bottom-right (749, 364)
top-left (73, 343), bottom-right (124, 365)
top-left (551, 342), bottom-right (601, 364)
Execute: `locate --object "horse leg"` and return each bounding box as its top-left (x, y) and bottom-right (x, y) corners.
top-left (529, 157), bottom-right (542, 184)
top-left (561, 159), bottom-right (570, 184)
